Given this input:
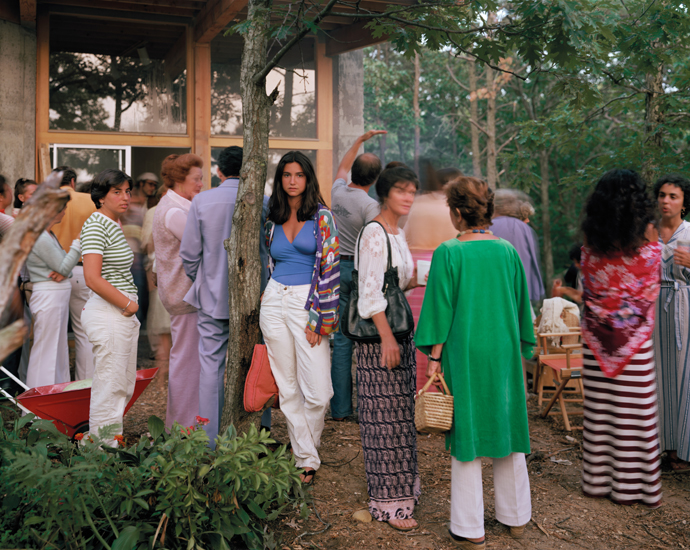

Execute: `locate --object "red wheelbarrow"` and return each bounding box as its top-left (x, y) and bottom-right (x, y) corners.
top-left (0, 366), bottom-right (158, 439)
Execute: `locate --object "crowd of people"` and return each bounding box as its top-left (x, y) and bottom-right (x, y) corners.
top-left (2, 131), bottom-right (690, 547)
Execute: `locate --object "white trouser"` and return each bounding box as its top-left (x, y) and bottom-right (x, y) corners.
top-left (450, 453), bottom-right (532, 539)
top-left (26, 280), bottom-right (72, 388)
top-left (259, 278), bottom-right (333, 470)
top-left (70, 266), bottom-right (96, 380)
top-left (82, 291), bottom-right (140, 447)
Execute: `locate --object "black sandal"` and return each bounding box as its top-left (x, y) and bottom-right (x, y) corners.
top-left (301, 468), bottom-right (317, 485)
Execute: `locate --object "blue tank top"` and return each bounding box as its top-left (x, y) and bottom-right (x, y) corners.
top-left (271, 221), bottom-right (317, 285)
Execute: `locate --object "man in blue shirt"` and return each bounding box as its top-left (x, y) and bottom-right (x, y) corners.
top-left (180, 146), bottom-right (269, 447)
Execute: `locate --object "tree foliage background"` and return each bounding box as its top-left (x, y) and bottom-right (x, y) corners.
top-left (362, 1), bottom-right (690, 283)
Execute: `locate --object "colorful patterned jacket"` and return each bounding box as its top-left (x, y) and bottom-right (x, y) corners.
top-left (265, 204), bottom-right (340, 335)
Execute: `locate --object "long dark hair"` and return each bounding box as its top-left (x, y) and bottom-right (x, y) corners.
top-left (268, 151), bottom-right (325, 224)
top-left (581, 169), bottom-right (656, 255)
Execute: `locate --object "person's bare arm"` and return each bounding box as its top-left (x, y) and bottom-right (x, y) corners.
top-left (83, 254), bottom-right (139, 317)
top-left (426, 343), bottom-right (445, 379)
top-left (335, 130), bottom-right (388, 182)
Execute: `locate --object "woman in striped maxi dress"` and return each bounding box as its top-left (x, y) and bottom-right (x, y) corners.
top-left (580, 169), bottom-right (663, 508)
top-left (653, 173), bottom-right (690, 472)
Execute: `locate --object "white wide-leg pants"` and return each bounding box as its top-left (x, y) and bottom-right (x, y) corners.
top-left (70, 266), bottom-right (96, 380)
top-left (26, 280), bottom-right (72, 388)
top-left (82, 292), bottom-right (140, 447)
top-left (450, 453), bottom-right (532, 539)
top-left (259, 278), bottom-right (333, 470)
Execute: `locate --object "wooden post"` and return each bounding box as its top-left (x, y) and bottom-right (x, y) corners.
top-left (35, 9), bottom-right (49, 181)
top-left (315, 42), bottom-right (333, 206)
top-left (193, 40), bottom-right (212, 188)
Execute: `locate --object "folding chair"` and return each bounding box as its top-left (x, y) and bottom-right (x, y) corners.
top-left (535, 318), bottom-right (584, 431)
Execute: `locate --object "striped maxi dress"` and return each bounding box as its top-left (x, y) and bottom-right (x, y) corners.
top-left (580, 243), bottom-right (663, 508)
top-left (654, 220), bottom-right (690, 462)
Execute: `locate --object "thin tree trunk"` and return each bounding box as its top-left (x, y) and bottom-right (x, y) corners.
top-left (279, 68), bottom-right (293, 135)
top-left (220, 0), bottom-right (275, 435)
top-left (379, 128), bottom-right (387, 167)
top-left (642, 64), bottom-right (664, 185)
top-left (539, 149), bottom-right (554, 285)
top-left (112, 55), bottom-right (123, 131)
top-left (413, 51), bottom-right (421, 174)
top-left (468, 59), bottom-right (482, 179)
top-left (485, 67), bottom-right (497, 189)
top-left (397, 130), bottom-right (405, 163)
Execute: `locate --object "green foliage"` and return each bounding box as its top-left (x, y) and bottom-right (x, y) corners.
top-left (0, 414), bottom-right (305, 550)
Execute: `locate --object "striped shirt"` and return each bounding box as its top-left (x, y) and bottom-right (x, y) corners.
top-left (81, 212), bottom-right (137, 295)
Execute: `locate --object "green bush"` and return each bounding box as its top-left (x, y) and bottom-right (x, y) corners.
top-left (0, 413), bottom-right (307, 549)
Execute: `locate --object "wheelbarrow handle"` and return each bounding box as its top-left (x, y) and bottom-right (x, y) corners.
top-left (0, 366), bottom-right (30, 391)
top-left (0, 385), bottom-right (32, 415)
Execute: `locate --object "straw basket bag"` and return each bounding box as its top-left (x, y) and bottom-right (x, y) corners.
top-left (415, 372), bottom-right (454, 434)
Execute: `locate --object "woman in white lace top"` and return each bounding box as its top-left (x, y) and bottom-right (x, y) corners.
top-left (355, 166), bottom-right (422, 532)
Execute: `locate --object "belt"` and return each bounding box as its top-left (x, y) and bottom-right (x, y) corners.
top-left (662, 281), bottom-right (690, 350)
top-left (341, 255), bottom-right (355, 261)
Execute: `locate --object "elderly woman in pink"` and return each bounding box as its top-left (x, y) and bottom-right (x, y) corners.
top-left (152, 154), bottom-right (204, 428)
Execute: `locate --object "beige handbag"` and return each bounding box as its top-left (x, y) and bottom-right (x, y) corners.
top-left (414, 372), bottom-right (454, 434)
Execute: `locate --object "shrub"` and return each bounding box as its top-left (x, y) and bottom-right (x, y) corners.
top-left (0, 414), bottom-right (307, 549)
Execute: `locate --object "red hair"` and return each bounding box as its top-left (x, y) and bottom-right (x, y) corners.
top-left (161, 154), bottom-right (203, 188)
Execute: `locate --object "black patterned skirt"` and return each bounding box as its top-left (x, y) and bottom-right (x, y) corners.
top-left (355, 333), bottom-right (421, 521)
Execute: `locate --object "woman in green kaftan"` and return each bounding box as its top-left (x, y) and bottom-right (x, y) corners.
top-left (415, 176), bottom-right (535, 550)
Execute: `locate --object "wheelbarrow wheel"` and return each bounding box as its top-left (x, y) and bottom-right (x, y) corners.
top-left (72, 422), bottom-right (89, 442)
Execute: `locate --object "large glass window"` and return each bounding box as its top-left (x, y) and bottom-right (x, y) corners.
top-left (49, 15), bottom-right (187, 134)
top-left (50, 144), bottom-right (130, 184)
top-left (210, 148), bottom-right (317, 193)
top-left (211, 35), bottom-right (316, 139)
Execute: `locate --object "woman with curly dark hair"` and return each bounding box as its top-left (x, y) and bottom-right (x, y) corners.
top-left (653, 173), bottom-right (690, 473)
top-left (416, 176), bottom-right (535, 548)
top-left (579, 169), bottom-right (662, 508)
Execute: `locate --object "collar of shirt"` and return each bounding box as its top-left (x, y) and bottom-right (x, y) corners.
top-left (169, 189), bottom-right (192, 208)
top-left (220, 178), bottom-right (240, 189)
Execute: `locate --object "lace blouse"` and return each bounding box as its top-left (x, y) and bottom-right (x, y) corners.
top-left (356, 222), bottom-right (414, 319)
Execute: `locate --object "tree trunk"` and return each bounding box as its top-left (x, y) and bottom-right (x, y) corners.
top-left (468, 59), bottom-right (482, 179)
top-left (220, 0), bottom-right (275, 436)
top-left (413, 51), bottom-right (421, 174)
top-left (278, 67), bottom-right (293, 135)
top-left (642, 64), bottom-right (664, 185)
top-left (379, 127), bottom-right (387, 167)
top-left (485, 67), bottom-right (497, 189)
top-left (539, 149), bottom-right (554, 285)
top-left (112, 56), bottom-right (123, 131)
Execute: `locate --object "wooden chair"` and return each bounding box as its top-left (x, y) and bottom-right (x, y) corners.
top-left (535, 311), bottom-right (584, 431)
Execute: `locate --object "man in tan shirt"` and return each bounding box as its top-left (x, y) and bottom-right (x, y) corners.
top-left (51, 166), bottom-right (96, 380)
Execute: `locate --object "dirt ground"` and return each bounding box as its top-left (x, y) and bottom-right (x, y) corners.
top-left (121, 333), bottom-right (690, 550)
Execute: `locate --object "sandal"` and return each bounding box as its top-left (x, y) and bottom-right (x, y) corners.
top-left (388, 518), bottom-right (418, 531)
top-left (301, 468), bottom-right (317, 485)
top-left (449, 529), bottom-right (486, 550)
top-left (669, 457), bottom-right (690, 473)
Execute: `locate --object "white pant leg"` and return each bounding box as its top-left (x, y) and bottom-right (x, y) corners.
top-left (70, 266), bottom-right (95, 380)
top-left (82, 293), bottom-right (140, 447)
top-left (450, 457), bottom-right (485, 539)
top-left (26, 281), bottom-right (72, 388)
top-left (493, 453), bottom-right (531, 527)
top-left (260, 279), bottom-right (333, 470)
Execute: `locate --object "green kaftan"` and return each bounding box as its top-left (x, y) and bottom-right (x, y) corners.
top-left (414, 238), bottom-right (535, 462)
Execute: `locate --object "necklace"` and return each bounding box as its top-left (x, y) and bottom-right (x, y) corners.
top-left (380, 214), bottom-right (397, 235)
top-left (457, 229), bottom-right (493, 237)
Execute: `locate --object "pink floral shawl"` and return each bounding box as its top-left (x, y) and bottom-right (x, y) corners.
top-left (581, 242), bottom-right (661, 377)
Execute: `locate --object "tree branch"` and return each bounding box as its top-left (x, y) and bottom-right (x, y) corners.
top-left (253, 0), bottom-right (339, 84)
top-left (470, 118), bottom-right (489, 136)
top-left (445, 59), bottom-right (469, 91)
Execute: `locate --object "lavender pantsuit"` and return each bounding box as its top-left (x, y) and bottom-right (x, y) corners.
top-left (153, 191), bottom-right (203, 429)
top-left (167, 312), bottom-right (201, 428)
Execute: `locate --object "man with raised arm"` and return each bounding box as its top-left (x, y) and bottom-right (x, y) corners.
top-left (329, 130), bottom-right (386, 421)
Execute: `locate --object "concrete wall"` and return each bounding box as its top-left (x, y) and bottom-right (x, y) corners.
top-left (332, 49), bottom-right (364, 180)
top-left (0, 19), bottom-right (36, 190)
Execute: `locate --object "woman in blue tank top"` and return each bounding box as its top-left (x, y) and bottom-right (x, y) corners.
top-left (261, 151), bottom-right (340, 486)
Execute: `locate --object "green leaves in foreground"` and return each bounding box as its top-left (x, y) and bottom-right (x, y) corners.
top-left (0, 415), bottom-right (305, 550)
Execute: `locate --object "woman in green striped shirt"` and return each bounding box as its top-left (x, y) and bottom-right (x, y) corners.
top-left (81, 169), bottom-right (140, 447)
